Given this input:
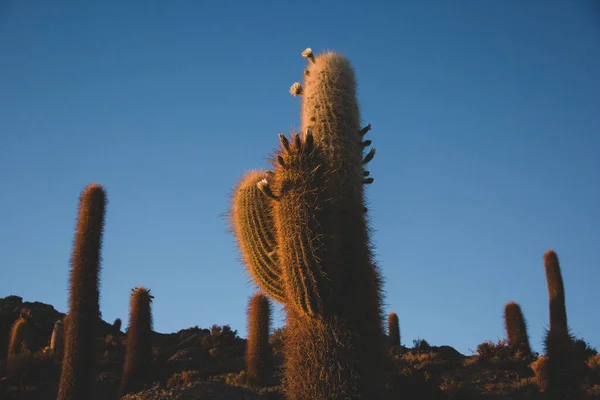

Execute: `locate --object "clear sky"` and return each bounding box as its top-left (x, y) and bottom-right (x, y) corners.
top-left (0, 1), bottom-right (598, 356)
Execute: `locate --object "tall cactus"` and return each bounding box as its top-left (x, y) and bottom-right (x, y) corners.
top-left (388, 312), bottom-right (400, 347)
top-left (503, 301), bottom-right (531, 357)
top-left (57, 183), bottom-right (107, 400)
top-left (544, 250), bottom-right (567, 332)
top-left (246, 292), bottom-right (273, 386)
top-left (231, 48), bottom-right (385, 399)
top-left (118, 287), bottom-right (154, 397)
top-left (539, 250), bottom-right (579, 398)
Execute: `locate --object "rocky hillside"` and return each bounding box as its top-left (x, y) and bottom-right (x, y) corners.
top-left (1, 296), bottom-right (598, 399)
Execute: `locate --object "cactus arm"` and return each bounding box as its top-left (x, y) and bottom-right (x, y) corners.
top-left (270, 130), bottom-right (335, 317)
top-left (231, 171), bottom-right (286, 304)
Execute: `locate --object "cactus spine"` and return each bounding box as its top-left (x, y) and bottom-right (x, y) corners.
top-left (503, 301), bottom-right (531, 357)
top-left (231, 48), bottom-right (385, 399)
top-left (246, 292), bottom-right (273, 386)
top-left (50, 319), bottom-right (64, 353)
top-left (388, 312), bottom-right (400, 347)
top-left (118, 287), bottom-right (154, 397)
top-left (57, 183), bottom-right (107, 400)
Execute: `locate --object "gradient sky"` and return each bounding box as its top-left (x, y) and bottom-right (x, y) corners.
top-left (1, 1), bottom-right (598, 356)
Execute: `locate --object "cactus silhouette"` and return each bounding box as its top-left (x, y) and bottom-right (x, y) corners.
top-left (112, 317), bottom-right (122, 332)
top-left (232, 48), bottom-right (385, 399)
top-left (388, 312), bottom-right (400, 347)
top-left (50, 319), bottom-right (64, 353)
top-left (503, 301), bottom-right (531, 357)
top-left (57, 183), bottom-right (107, 400)
top-left (544, 250), bottom-right (567, 331)
top-left (118, 287), bottom-right (154, 397)
top-left (539, 250), bottom-right (579, 398)
top-left (246, 292), bottom-right (273, 386)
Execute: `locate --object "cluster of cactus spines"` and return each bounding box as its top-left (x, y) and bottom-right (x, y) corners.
top-left (7, 311), bottom-right (31, 359)
top-left (282, 310), bottom-right (359, 399)
top-left (503, 301), bottom-right (531, 357)
top-left (388, 312), bottom-right (400, 347)
top-left (232, 47), bottom-right (386, 399)
top-left (118, 287), bottom-right (155, 398)
top-left (50, 319), bottom-right (64, 353)
top-left (58, 183), bottom-right (106, 400)
top-left (246, 292), bottom-right (273, 386)
top-left (231, 170), bottom-right (286, 304)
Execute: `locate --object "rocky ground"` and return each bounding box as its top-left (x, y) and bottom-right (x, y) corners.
top-left (1, 295), bottom-right (599, 399)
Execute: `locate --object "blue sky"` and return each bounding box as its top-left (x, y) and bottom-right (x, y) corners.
top-left (0, 1), bottom-right (598, 356)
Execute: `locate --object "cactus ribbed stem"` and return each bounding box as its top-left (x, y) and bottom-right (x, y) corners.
top-left (232, 171), bottom-right (286, 303)
top-left (282, 49), bottom-right (385, 398)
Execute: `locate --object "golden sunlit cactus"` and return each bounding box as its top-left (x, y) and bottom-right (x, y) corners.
top-left (246, 292), bottom-right (273, 386)
top-left (231, 170), bottom-right (286, 304)
top-left (50, 319), bottom-right (64, 354)
top-left (231, 47), bottom-right (386, 399)
top-left (7, 311), bottom-right (31, 360)
top-left (118, 287), bottom-right (154, 398)
top-left (388, 312), bottom-right (400, 347)
top-left (503, 301), bottom-right (531, 357)
top-left (58, 183), bottom-right (106, 400)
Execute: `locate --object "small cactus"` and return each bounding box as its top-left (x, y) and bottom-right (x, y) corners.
top-left (50, 319), bottom-right (65, 354)
top-left (246, 293), bottom-right (273, 386)
top-left (388, 312), bottom-right (400, 347)
top-left (58, 183), bottom-right (107, 400)
top-left (118, 287), bottom-right (154, 397)
top-left (7, 313), bottom-right (30, 359)
top-left (503, 301), bottom-right (531, 357)
top-left (112, 318), bottom-right (122, 332)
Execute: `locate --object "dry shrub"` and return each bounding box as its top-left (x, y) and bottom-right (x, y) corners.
top-left (587, 355), bottom-right (600, 385)
top-left (439, 376), bottom-right (474, 400)
top-left (530, 356), bottom-right (549, 392)
top-left (399, 352), bottom-right (441, 371)
top-left (475, 339), bottom-right (514, 362)
top-left (587, 384), bottom-right (600, 398)
top-left (224, 370), bottom-right (248, 387)
top-left (166, 370), bottom-right (201, 388)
